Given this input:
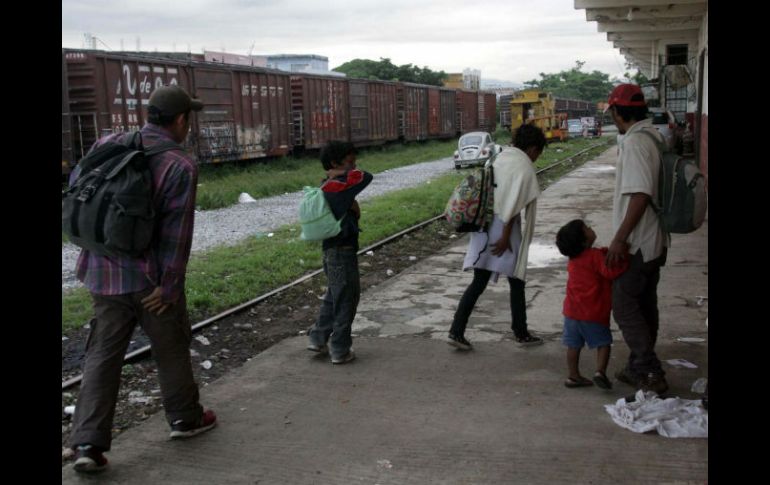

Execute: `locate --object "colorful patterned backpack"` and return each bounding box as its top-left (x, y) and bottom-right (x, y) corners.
top-left (444, 161), bottom-right (495, 232)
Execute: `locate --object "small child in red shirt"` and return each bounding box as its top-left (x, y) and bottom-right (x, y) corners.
top-left (555, 219), bottom-right (629, 389)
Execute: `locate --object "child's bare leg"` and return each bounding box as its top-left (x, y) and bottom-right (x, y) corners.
top-left (567, 347), bottom-right (582, 379)
top-left (596, 345), bottom-right (611, 375)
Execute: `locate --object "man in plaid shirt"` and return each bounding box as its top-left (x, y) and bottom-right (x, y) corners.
top-left (68, 86), bottom-right (216, 474)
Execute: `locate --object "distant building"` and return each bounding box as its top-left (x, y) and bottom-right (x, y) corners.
top-left (201, 51), bottom-right (343, 76)
top-left (263, 54), bottom-right (345, 77)
top-left (443, 68), bottom-right (480, 90)
top-left (204, 50), bottom-right (254, 66)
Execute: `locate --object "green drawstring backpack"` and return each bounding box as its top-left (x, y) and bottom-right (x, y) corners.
top-left (298, 186), bottom-right (345, 241)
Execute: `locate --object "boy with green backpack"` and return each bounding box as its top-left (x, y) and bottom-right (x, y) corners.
top-left (304, 141), bottom-right (373, 364)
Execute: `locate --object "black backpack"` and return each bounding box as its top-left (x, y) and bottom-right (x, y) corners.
top-left (62, 132), bottom-right (181, 258)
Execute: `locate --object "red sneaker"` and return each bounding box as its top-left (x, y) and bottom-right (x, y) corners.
top-left (169, 409), bottom-right (217, 439)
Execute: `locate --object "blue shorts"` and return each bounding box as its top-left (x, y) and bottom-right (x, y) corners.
top-left (562, 317), bottom-right (612, 349)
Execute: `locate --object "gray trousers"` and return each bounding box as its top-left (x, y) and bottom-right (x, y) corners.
top-left (308, 247), bottom-right (360, 360)
top-left (69, 288), bottom-right (202, 451)
top-left (612, 248), bottom-right (667, 378)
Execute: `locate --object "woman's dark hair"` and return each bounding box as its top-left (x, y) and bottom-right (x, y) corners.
top-left (320, 141), bottom-right (357, 170)
top-left (555, 219), bottom-right (588, 258)
top-left (513, 124), bottom-right (546, 152)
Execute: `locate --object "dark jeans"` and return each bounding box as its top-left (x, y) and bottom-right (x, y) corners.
top-left (450, 268), bottom-right (529, 339)
top-left (309, 247), bottom-right (360, 359)
top-left (612, 248), bottom-right (667, 378)
top-left (69, 288), bottom-right (203, 451)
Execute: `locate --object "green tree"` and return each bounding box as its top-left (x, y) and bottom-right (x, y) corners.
top-left (334, 58), bottom-right (447, 86)
top-left (523, 60), bottom-right (616, 103)
top-left (623, 61), bottom-right (649, 85)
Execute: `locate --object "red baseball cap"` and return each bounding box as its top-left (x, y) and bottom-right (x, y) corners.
top-left (606, 83), bottom-right (646, 109)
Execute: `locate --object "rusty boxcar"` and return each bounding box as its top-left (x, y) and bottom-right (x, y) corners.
top-left (455, 90), bottom-right (480, 134)
top-left (349, 79), bottom-right (398, 145)
top-left (291, 74), bottom-right (349, 149)
top-left (62, 49), bottom-right (292, 173)
top-left (63, 48), bottom-right (502, 177)
top-left (479, 92), bottom-right (497, 133)
top-left (398, 83), bottom-right (429, 141)
top-left (427, 87), bottom-right (457, 138)
top-left (553, 97), bottom-right (594, 120)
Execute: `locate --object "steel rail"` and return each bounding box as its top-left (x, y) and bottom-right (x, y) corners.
top-left (62, 141), bottom-right (609, 391)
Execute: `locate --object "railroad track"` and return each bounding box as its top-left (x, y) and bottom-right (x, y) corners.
top-left (62, 141), bottom-right (609, 391)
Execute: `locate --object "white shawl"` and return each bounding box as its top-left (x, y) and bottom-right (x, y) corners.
top-left (492, 147), bottom-right (541, 280)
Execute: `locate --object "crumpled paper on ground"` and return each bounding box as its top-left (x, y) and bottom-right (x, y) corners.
top-left (604, 390), bottom-right (708, 438)
top-left (238, 192), bottom-right (257, 203)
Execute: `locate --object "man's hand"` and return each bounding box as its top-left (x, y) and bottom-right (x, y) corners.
top-left (491, 236), bottom-right (511, 256)
top-left (606, 239), bottom-right (629, 268)
top-left (141, 287), bottom-right (171, 316)
top-left (351, 200), bottom-right (361, 220)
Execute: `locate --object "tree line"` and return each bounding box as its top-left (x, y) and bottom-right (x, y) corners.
top-left (333, 58), bottom-right (647, 104)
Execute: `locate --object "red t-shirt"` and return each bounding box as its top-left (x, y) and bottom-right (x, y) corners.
top-left (563, 247), bottom-right (628, 325)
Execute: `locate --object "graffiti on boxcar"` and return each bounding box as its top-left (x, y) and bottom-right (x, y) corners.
top-left (200, 122), bottom-right (237, 157)
top-left (237, 124), bottom-right (271, 155)
top-left (114, 65), bottom-right (178, 111)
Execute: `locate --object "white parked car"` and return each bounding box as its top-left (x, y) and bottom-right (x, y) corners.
top-left (454, 131), bottom-right (501, 169)
top-left (567, 119), bottom-right (583, 138)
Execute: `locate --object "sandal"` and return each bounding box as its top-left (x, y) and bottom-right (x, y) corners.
top-left (593, 371), bottom-right (613, 390)
top-left (564, 376), bottom-right (594, 388)
top-left (515, 334), bottom-right (544, 347)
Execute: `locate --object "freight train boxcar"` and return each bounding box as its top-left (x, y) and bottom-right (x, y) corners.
top-left (61, 49), bottom-right (292, 175)
top-left (455, 90), bottom-right (480, 135)
top-left (398, 83), bottom-right (429, 141)
top-left (291, 74), bottom-right (349, 149)
top-left (479, 92), bottom-right (497, 133)
top-left (63, 48), bottom-right (505, 176)
top-left (349, 79), bottom-right (398, 145)
top-left (553, 97), bottom-right (594, 120)
top-left (427, 87), bottom-right (457, 138)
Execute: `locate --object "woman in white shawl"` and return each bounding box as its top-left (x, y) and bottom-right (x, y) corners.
top-left (448, 124), bottom-right (546, 350)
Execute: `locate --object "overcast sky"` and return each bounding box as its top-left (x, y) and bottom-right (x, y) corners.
top-left (62, 0), bottom-right (632, 85)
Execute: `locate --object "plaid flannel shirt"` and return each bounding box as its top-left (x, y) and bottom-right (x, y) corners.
top-left (72, 123), bottom-right (197, 303)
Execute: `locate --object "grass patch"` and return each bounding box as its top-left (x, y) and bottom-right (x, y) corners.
top-left (62, 173), bottom-right (464, 332)
top-left (62, 137), bottom-right (608, 332)
top-left (62, 287), bottom-right (94, 333)
top-left (196, 140), bottom-right (456, 210)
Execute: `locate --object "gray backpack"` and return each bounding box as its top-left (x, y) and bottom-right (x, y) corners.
top-left (62, 132), bottom-right (181, 257)
top-left (636, 129), bottom-right (707, 234)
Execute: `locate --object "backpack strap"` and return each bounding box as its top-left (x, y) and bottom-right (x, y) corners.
top-left (633, 127), bottom-right (668, 155)
top-left (145, 140), bottom-right (184, 157)
top-left (631, 128), bottom-right (667, 219)
top-left (104, 140), bottom-right (183, 180)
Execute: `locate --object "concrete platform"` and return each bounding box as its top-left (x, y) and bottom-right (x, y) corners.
top-left (63, 147), bottom-right (708, 483)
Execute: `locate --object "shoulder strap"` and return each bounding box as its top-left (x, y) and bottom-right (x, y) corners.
top-left (633, 128), bottom-right (667, 154)
top-left (630, 129), bottom-right (667, 218)
top-left (145, 140), bottom-right (184, 157)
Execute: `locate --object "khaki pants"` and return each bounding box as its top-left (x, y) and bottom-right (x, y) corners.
top-left (69, 288), bottom-right (202, 451)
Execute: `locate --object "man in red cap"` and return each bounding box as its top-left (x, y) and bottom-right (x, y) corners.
top-left (67, 85), bottom-right (216, 473)
top-left (604, 83), bottom-right (671, 395)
